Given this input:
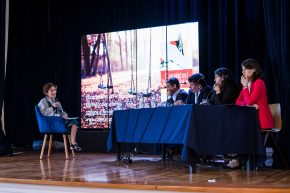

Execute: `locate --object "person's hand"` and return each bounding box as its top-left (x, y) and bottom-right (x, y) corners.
top-left (175, 100), bottom-right (184, 105)
top-left (62, 114), bottom-right (68, 119)
top-left (213, 84), bottom-right (221, 94)
top-left (156, 83), bottom-right (166, 91)
top-left (53, 102), bottom-right (61, 108)
top-left (240, 76), bottom-right (248, 88)
top-left (251, 104), bottom-right (259, 110)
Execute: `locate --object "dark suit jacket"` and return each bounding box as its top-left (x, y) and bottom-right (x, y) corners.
top-left (209, 82), bottom-right (239, 105)
top-left (166, 89), bottom-right (188, 106)
top-left (185, 85), bottom-right (213, 104)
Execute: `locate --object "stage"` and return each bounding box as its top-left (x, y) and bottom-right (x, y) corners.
top-left (1, 151), bottom-right (290, 193)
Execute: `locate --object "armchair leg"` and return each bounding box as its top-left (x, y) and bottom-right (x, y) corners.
top-left (40, 134), bottom-right (48, 160)
top-left (270, 133), bottom-right (288, 169)
top-left (47, 134), bottom-right (53, 158)
top-left (264, 131), bottom-right (270, 146)
top-left (68, 135), bottom-right (76, 158)
top-left (63, 134), bottom-right (69, 159)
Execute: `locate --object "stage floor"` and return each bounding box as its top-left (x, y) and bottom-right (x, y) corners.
top-left (1, 151), bottom-right (290, 193)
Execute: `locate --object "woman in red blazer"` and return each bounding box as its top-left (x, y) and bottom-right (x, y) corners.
top-left (236, 59), bottom-right (274, 129)
top-left (226, 59), bottom-right (274, 169)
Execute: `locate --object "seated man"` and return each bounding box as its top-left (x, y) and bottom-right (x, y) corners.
top-left (166, 77), bottom-right (188, 106)
top-left (165, 77), bottom-right (188, 159)
top-left (186, 73), bottom-right (212, 104)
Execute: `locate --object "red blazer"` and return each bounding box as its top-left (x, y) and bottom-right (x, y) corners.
top-left (236, 79), bottom-right (274, 129)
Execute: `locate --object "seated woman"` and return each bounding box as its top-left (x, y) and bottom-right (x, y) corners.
top-left (209, 67), bottom-right (239, 105)
top-left (227, 59), bottom-right (274, 169)
top-left (236, 59), bottom-right (274, 129)
top-left (185, 73), bottom-right (212, 104)
top-left (38, 83), bottom-right (81, 152)
top-left (208, 68), bottom-right (239, 168)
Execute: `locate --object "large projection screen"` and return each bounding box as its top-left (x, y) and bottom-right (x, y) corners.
top-left (81, 22), bottom-right (199, 129)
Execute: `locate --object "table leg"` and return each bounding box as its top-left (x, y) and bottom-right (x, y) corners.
top-left (247, 154), bottom-right (258, 171)
top-left (161, 144), bottom-right (167, 160)
top-left (116, 142), bottom-right (121, 161)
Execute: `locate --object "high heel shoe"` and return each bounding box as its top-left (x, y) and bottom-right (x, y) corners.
top-left (70, 143), bottom-right (82, 152)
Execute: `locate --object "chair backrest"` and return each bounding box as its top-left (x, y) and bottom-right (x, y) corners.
top-left (269, 103), bottom-right (282, 130)
top-left (35, 105), bottom-right (69, 134)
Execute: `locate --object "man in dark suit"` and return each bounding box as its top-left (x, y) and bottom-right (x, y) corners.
top-left (164, 77), bottom-right (188, 159)
top-left (166, 77), bottom-right (188, 106)
top-left (185, 73), bottom-right (212, 104)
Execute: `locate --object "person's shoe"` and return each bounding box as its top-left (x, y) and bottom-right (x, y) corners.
top-left (225, 159), bottom-right (240, 169)
top-left (70, 143), bottom-right (82, 152)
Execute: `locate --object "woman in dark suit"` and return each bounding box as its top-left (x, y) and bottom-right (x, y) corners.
top-left (209, 67), bottom-right (239, 105)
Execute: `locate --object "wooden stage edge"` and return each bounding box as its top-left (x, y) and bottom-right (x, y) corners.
top-left (1, 177), bottom-right (290, 193)
top-left (1, 152), bottom-right (290, 193)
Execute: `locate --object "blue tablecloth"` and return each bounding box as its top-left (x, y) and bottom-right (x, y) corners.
top-left (107, 104), bottom-right (265, 165)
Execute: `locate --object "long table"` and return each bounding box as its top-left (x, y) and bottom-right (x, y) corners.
top-left (107, 105), bottom-right (265, 168)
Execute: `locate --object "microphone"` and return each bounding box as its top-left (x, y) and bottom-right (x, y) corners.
top-left (51, 97), bottom-right (59, 108)
top-left (203, 80), bottom-right (221, 104)
top-left (202, 85), bottom-right (217, 105)
top-left (203, 90), bottom-right (213, 105)
top-left (53, 98), bottom-right (64, 114)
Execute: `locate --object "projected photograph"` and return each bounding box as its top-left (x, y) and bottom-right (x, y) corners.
top-left (81, 22), bottom-right (199, 129)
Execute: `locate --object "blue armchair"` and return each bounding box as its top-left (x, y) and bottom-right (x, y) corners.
top-left (35, 105), bottom-right (75, 159)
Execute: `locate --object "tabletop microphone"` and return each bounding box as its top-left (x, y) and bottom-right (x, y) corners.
top-left (203, 85), bottom-right (216, 105)
top-left (205, 79), bottom-right (221, 102)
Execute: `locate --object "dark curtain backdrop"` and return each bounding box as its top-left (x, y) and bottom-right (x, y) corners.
top-left (79, 0), bottom-right (199, 35)
top-left (0, 0), bottom-right (6, 133)
top-left (199, 0), bottom-right (273, 87)
top-left (263, 0), bottom-right (290, 168)
top-left (4, 0), bottom-right (290, 167)
top-left (5, 0), bottom-right (81, 144)
top-left (5, 0), bottom-right (199, 145)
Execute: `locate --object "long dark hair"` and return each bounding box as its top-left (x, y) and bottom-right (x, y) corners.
top-left (214, 67), bottom-right (235, 92)
top-left (241, 58), bottom-right (263, 82)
